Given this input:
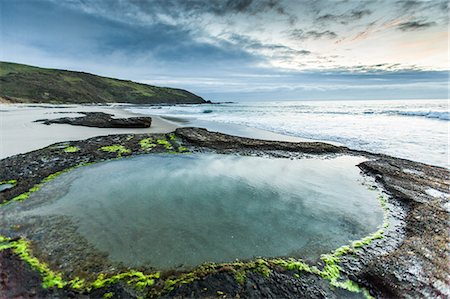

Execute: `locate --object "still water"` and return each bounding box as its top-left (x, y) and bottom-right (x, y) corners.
top-left (0, 154), bottom-right (383, 269)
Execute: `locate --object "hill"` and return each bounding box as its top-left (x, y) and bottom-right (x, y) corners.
top-left (0, 61), bottom-right (206, 104)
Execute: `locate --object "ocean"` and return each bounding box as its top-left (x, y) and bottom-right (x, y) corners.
top-left (128, 99), bottom-right (449, 168)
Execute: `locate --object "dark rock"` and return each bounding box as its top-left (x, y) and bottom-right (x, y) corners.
top-left (35, 112), bottom-right (152, 128)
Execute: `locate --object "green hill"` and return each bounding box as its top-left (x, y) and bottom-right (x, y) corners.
top-left (0, 61), bottom-right (206, 104)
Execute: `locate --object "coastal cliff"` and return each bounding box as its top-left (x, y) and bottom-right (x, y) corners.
top-left (0, 61), bottom-right (206, 104)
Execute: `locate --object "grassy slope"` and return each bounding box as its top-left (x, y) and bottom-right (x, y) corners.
top-left (0, 61), bottom-right (205, 104)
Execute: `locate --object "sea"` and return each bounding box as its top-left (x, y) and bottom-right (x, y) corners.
top-left (128, 99), bottom-right (449, 168)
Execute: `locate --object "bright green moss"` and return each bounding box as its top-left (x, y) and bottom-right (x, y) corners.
top-left (332, 279), bottom-right (361, 292)
top-left (91, 270), bottom-right (160, 290)
top-left (0, 179), bottom-right (17, 185)
top-left (139, 138), bottom-right (156, 151)
top-left (156, 139), bottom-right (173, 150)
top-left (103, 292), bottom-right (114, 299)
top-left (3, 166), bottom-right (81, 206)
top-left (254, 259), bottom-right (271, 277)
top-left (0, 237), bottom-right (76, 289)
top-left (99, 145), bottom-right (131, 156)
top-left (352, 229), bottom-right (384, 249)
top-left (69, 277), bottom-right (86, 289)
top-left (333, 245), bottom-right (352, 257)
top-left (63, 146), bottom-right (80, 153)
top-left (234, 271), bottom-right (246, 285)
top-left (271, 258), bottom-right (320, 275)
top-left (177, 146), bottom-right (189, 153)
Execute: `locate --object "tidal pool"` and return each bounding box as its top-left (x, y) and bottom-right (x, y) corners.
top-left (0, 154), bottom-right (383, 270)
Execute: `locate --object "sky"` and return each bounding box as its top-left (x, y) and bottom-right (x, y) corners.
top-left (0, 0), bottom-right (448, 101)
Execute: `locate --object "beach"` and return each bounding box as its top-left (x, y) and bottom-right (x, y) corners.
top-left (0, 104), bottom-right (180, 159)
top-left (0, 103), bottom-right (321, 159)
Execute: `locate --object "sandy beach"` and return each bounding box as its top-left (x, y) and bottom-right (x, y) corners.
top-left (0, 104), bottom-right (180, 159)
top-left (0, 103), bottom-right (337, 159)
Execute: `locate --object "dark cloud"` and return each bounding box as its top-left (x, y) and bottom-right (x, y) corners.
top-left (397, 21), bottom-right (436, 31)
top-left (2, 0), bottom-right (259, 67)
top-left (126, 0), bottom-right (286, 17)
top-left (227, 34), bottom-right (311, 57)
top-left (290, 29), bottom-right (338, 40)
top-left (396, 0), bottom-right (423, 11)
top-left (317, 9), bottom-right (372, 24)
top-left (396, 0), bottom-right (448, 12)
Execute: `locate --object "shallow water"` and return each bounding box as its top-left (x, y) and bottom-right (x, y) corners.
top-left (0, 154), bottom-right (383, 270)
top-left (0, 183), bottom-right (14, 192)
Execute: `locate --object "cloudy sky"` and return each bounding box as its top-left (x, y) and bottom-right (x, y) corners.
top-left (1, 0), bottom-right (448, 101)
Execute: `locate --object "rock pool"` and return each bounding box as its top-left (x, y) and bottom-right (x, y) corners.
top-left (0, 154), bottom-right (383, 271)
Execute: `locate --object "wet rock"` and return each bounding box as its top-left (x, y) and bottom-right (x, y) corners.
top-left (35, 112), bottom-right (152, 128)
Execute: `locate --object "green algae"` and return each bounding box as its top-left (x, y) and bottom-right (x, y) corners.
top-left (0, 235), bottom-right (159, 292)
top-left (314, 193), bottom-right (390, 298)
top-left (99, 145), bottom-right (131, 156)
top-left (91, 271), bottom-right (160, 290)
top-left (2, 165), bottom-right (87, 207)
top-left (234, 270), bottom-right (246, 285)
top-left (63, 146), bottom-right (80, 153)
top-left (0, 236), bottom-right (81, 289)
top-left (139, 138), bottom-right (157, 151)
top-left (0, 179), bottom-right (17, 185)
top-left (156, 139), bottom-right (173, 150)
top-left (160, 259), bottom-right (274, 294)
top-left (177, 146), bottom-right (189, 153)
top-left (0, 229), bottom-right (383, 298)
top-left (266, 193), bottom-right (389, 298)
top-left (103, 292), bottom-right (114, 299)
top-left (271, 258), bottom-right (320, 275)
top-left (140, 135), bottom-right (190, 153)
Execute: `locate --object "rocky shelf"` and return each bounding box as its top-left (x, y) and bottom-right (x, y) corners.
top-left (0, 128), bottom-right (448, 298)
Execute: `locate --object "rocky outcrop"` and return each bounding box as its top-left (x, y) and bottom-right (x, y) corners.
top-left (35, 112), bottom-right (152, 128)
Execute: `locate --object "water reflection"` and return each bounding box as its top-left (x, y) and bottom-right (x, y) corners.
top-left (0, 154), bottom-right (383, 270)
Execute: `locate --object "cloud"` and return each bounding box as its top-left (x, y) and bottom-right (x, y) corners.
top-left (396, 0), bottom-right (423, 11)
top-left (397, 21), bottom-right (437, 31)
top-left (1, 0), bottom-right (448, 101)
top-left (290, 29), bottom-right (338, 40)
top-left (316, 9), bottom-right (372, 24)
top-left (396, 0), bottom-right (448, 13)
top-left (224, 33), bottom-right (312, 59)
top-left (122, 0), bottom-right (288, 19)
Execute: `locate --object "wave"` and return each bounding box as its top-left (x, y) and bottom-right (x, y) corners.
top-left (129, 104), bottom-right (449, 121)
top-left (382, 110), bottom-right (449, 121)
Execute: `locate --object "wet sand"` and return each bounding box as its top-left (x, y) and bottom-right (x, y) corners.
top-left (0, 104), bottom-right (180, 159)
